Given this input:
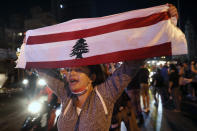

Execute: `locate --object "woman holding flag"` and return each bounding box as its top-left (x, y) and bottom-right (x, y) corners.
top-left (19, 4), bottom-right (179, 131)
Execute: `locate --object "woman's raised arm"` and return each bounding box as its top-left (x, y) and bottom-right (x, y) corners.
top-left (97, 60), bottom-right (144, 103)
top-left (36, 69), bottom-right (68, 100)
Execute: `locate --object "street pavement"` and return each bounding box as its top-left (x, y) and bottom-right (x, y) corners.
top-left (139, 96), bottom-right (197, 131)
top-left (0, 91), bottom-right (28, 131)
top-left (0, 89), bottom-right (197, 131)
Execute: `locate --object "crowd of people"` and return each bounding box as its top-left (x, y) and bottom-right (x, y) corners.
top-left (152, 60), bottom-right (197, 111)
top-left (105, 59), bottom-right (197, 130)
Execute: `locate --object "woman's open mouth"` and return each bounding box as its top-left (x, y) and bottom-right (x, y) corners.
top-left (69, 78), bottom-right (79, 86)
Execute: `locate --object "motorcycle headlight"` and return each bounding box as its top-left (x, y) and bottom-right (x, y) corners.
top-left (22, 79), bottom-right (28, 85)
top-left (28, 101), bottom-right (42, 114)
top-left (55, 108), bottom-right (61, 117)
top-left (38, 79), bottom-right (46, 86)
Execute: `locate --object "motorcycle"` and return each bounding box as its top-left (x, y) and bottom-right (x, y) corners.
top-left (21, 93), bottom-right (61, 131)
top-left (22, 72), bottom-right (46, 99)
top-left (21, 70), bottom-right (61, 131)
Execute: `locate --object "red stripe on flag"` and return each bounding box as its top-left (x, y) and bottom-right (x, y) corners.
top-left (26, 42), bottom-right (172, 68)
top-left (27, 12), bottom-right (169, 45)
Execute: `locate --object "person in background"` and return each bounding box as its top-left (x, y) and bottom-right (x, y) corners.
top-left (190, 61), bottom-right (197, 100)
top-left (126, 70), bottom-right (144, 126)
top-left (139, 64), bottom-right (150, 112)
top-left (178, 63), bottom-right (193, 99)
top-left (25, 69), bottom-right (38, 100)
top-left (152, 68), bottom-right (164, 106)
top-left (168, 64), bottom-right (181, 112)
top-left (160, 63), bottom-right (170, 105)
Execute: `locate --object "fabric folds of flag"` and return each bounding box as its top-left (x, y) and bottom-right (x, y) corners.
top-left (16, 4), bottom-right (187, 69)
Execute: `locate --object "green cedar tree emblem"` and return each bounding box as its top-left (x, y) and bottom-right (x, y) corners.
top-left (70, 38), bottom-right (89, 59)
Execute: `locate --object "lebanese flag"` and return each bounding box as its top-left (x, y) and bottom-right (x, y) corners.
top-left (16, 4), bottom-right (187, 69)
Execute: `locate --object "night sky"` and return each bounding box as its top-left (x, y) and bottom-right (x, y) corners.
top-left (0, 0), bottom-right (196, 31)
top-left (0, 0), bottom-right (49, 16)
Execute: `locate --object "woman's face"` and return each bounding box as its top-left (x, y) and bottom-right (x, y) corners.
top-left (65, 66), bottom-right (92, 93)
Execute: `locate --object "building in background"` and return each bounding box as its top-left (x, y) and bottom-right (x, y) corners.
top-left (0, 5), bottom-right (56, 82)
top-left (24, 6), bottom-right (56, 30)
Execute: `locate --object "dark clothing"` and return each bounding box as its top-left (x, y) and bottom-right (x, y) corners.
top-left (161, 66), bottom-right (169, 83)
top-left (126, 70), bottom-right (142, 115)
top-left (191, 66), bottom-right (197, 86)
top-left (172, 87), bottom-right (181, 110)
top-left (27, 74), bottom-right (37, 88)
top-left (112, 91), bottom-right (130, 115)
top-left (110, 106), bottom-right (139, 131)
top-left (152, 73), bottom-right (164, 87)
top-left (184, 68), bottom-right (193, 79)
top-left (169, 72), bottom-right (179, 88)
top-left (26, 72), bottom-right (38, 99)
top-left (138, 68), bottom-right (149, 84)
top-left (127, 72), bottom-right (140, 90)
top-left (110, 91), bottom-right (139, 131)
top-left (126, 89), bottom-right (141, 116)
top-left (152, 72), bottom-right (164, 104)
top-left (126, 70), bottom-right (142, 117)
top-left (127, 69), bottom-right (142, 90)
top-left (169, 71), bottom-right (181, 110)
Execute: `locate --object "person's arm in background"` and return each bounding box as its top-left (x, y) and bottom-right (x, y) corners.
top-left (182, 78), bottom-right (193, 85)
top-left (110, 63), bottom-right (116, 73)
top-left (191, 61), bottom-right (197, 74)
top-left (168, 79), bottom-right (173, 94)
top-left (168, 71), bottom-right (175, 94)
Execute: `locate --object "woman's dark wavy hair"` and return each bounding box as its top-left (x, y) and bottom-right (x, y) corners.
top-left (88, 64), bottom-right (109, 87)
